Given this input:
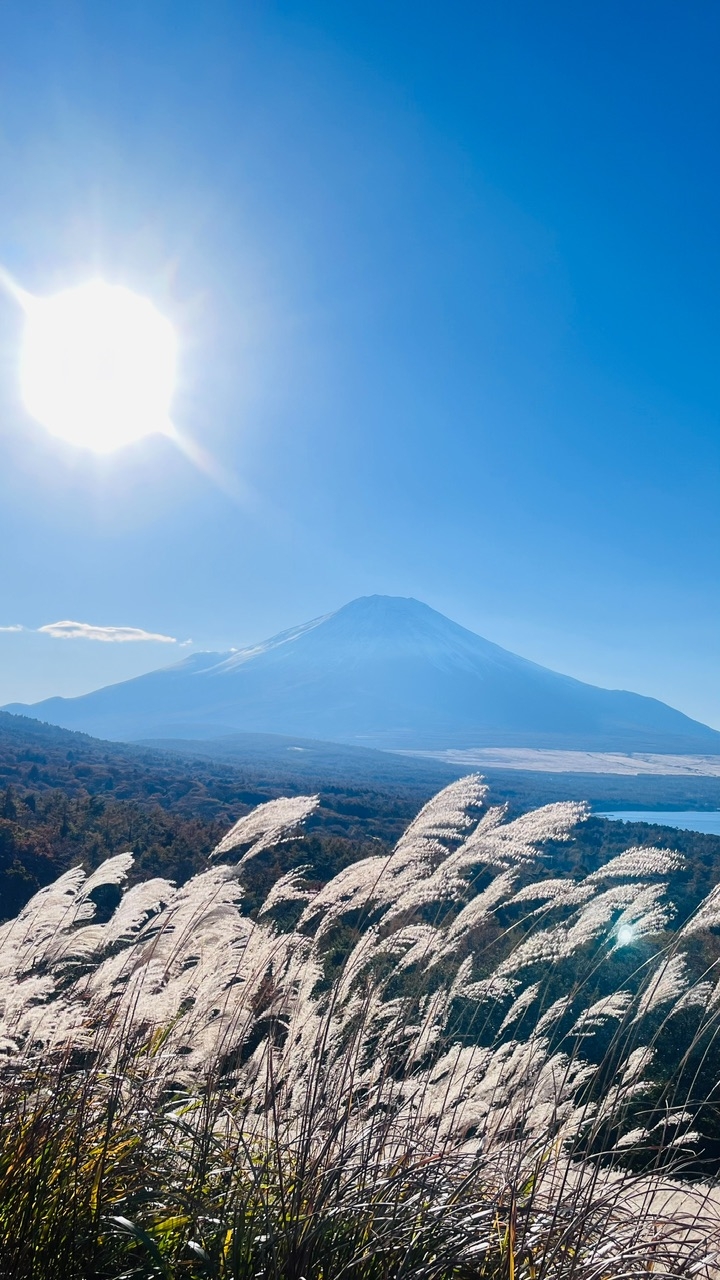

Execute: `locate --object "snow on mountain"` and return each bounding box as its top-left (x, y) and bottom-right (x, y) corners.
top-left (5, 595), bottom-right (720, 753)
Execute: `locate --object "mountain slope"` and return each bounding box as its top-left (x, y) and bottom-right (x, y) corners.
top-left (5, 595), bottom-right (720, 752)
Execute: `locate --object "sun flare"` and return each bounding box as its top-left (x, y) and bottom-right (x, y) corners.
top-left (19, 279), bottom-right (177, 453)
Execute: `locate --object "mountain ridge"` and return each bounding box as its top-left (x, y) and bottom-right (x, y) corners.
top-left (5, 595), bottom-right (720, 753)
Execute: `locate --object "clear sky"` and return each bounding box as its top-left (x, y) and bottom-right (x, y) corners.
top-left (0, 2), bottom-right (719, 724)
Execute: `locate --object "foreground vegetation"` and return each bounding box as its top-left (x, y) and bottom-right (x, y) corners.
top-left (3, 775), bottom-right (720, 1276)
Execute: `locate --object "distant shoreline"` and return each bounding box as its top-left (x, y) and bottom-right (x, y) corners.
top-left (400, 747), bottom-right (720, 777)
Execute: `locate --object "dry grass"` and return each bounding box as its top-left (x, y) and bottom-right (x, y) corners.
top-left (2, 776), bottom-right (720, 1277)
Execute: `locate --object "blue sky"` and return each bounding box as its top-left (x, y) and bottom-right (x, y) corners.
top-left (0, 1), bottom-right (719, 723)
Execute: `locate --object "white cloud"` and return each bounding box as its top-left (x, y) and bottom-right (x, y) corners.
top-left (38, 620), bottom-right (178, 644)
top-left (0, 624), bottom-right (24, 632)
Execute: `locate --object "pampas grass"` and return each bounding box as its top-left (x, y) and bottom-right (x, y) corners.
top-left (2, 777), bottom-right (720, 1277)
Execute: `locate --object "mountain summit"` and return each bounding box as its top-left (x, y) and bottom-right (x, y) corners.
top-left (5, 595), bottom-right (720, 752)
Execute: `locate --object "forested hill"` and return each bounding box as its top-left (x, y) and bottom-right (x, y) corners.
top-left (0, 712), bottom-right (459, 917)
top-left (4, 710), bottom-right (720, 928)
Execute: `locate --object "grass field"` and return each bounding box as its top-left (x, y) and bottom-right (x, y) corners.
top-left (3, 774), bottom-right (720, 1276)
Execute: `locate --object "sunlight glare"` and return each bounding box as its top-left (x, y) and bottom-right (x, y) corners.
top-left (616, 924), bottom-right (635, 947)
top-left (20, 279), bottom-right (177, 453)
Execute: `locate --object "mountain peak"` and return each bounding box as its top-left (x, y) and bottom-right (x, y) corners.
top-left (335, 594), bottom-right (426, 613)
top-left (307, 594), bottom-right (494, 653)
top-left (333, 594), bottom-right (448, 623)
top-left (329, 594), bottom-right (460, 634)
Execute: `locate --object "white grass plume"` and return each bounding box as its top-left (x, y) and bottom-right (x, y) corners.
top-left (211, 794), bottom-right (319, 861)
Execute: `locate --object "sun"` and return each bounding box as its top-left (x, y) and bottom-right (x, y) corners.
top-left (19, 279), bottom-right (177, 453)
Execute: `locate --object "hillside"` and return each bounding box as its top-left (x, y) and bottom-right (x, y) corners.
top-left (6, 595), bottom-right (720, 752)
top-left (0, 711), bottom-right (459, 917)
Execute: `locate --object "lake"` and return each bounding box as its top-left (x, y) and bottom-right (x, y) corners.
top-left (597, 810), bottom-right (720, 836)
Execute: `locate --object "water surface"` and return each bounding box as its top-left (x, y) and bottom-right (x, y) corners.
top-left (597, 810), bottom-right (720, 836)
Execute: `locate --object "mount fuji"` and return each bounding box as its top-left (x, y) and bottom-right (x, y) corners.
top-left (5, 595), bottom-right (720, 753)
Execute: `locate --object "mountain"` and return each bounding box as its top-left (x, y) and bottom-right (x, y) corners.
top-left (5, 595), bottom-right (720, 753)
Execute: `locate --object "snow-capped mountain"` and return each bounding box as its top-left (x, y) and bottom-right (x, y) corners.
top-left (5, 595), bottom-right (720, 752)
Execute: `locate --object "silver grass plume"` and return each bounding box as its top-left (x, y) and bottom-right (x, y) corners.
top-left (636, 953), bottom-right (690, 1020)
top-left (210, 793), bottom-right (320, 861)
top-left (588, 846), bottom-right (685, 881)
